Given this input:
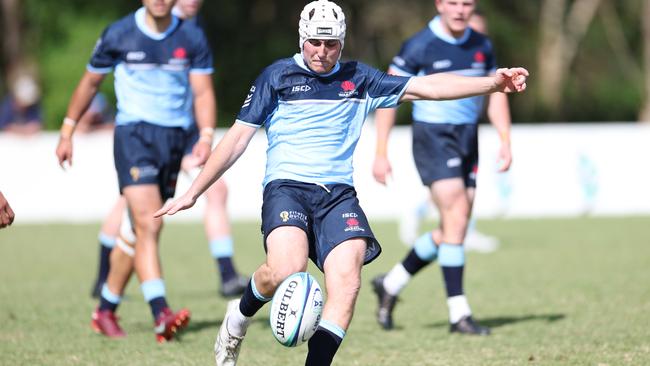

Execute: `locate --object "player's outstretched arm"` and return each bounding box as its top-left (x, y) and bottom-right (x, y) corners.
top-left (55, 71), bottom-right (106, 169)
top-left (400, 67), bottom-right (529, 103)
top-left (154, 122), bottom-right (257, 217)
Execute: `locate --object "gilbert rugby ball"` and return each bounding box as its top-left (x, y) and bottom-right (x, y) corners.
top-left (269, 272), bottom-right (323, 347)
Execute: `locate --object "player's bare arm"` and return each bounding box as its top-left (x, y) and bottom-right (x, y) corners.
top-left (401, 67), bottom-right (528, 102)
top-left (55, 71), bottom-right (106, 168)
top-left (189, 72), bottom-right (217, 165)
top-left (154, 122), bottom-right (257, 217)
top-left (372, 67), bottom-right (403, 185)
top-left (487, 91), bottom-right (513, 171)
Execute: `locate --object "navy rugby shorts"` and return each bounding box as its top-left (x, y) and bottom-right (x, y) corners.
top-left (183, 123), bottom-right (199, 156)
top-left (261, 179), bottom-right (382, 271)
top-left (114, 122), bottom-right (186, 200)
top-left (412, 121), bottom-right (479, 188)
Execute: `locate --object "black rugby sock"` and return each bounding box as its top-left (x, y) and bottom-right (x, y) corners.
top-left (216, 257), bottom-right (237, 283)
top-left (97, 244), bottom-right (112, 283)
top-left (239, 279), bottom-right (269, 317)
top-left (401, 248), bottom-right (433, 275)
top-left (305, 326), bottom-right (343, 366)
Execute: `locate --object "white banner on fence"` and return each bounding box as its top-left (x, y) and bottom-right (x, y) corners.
top-left (1, 122), bottom-right (649, 223)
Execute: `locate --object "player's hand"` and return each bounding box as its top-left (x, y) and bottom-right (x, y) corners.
top-left (56, 137), bottom-right (73, 169)
top-left (372, 156), bottom-right (392, 185)
top-left (181, 153), bottom-right (202, 171)
top-left (497, 142), bottom-right (512, 172)
top-left (0, 192), bottom-right (15, 229)
top-left (191, 141), bottom-right (212, 166)
top-left (154, 192), bottom-right (197, 218)
top-left (493, 68), bottom-right (528, 93)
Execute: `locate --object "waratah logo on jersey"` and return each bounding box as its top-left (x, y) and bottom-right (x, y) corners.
top-left (173, 47), bottom-right (187, 59)
top-left (342, 212), bottom-right (365, 232)
top-left (338, 80), bottom-right (358, 97)
top-left (170, 47), bottom-right (189, 65)
top-left (472, 51), bottom-right (486, 68)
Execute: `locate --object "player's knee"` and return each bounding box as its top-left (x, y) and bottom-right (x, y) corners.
top-left (261, 262), bottom-right (307, 290)
top-left (133, 217), bottom-right (162, 237)
top-left (206, 179), bottom-right (228, 203)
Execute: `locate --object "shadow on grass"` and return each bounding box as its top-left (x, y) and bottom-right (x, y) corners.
top-left (425, 313), bottom-right (566, 329)
top-left (184, 316), bottom-right (270, 334)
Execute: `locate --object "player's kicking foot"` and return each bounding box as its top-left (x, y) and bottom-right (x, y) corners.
top-left (91, 308), bottom-right (126, 338)
top-left (450, 315), bottom-right (491, 336)
top-left (215, 299), bottom-right (245, 366)
top-left (220, 275), bottom-right (249, 298)
top-left (371, 274), bottom-right (398, 330)
top-left (154, 307), bottom-right (191, 343)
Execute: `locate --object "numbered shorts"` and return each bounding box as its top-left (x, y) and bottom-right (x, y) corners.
top-left (261, 179), bottom-right (382, 271)
top-left (114, 122), bottom-right (186, 200)
top-left (412, 122), bottom-right (479, 188)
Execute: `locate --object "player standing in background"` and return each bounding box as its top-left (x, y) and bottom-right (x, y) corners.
top-left (89, 0), bottom-right (248, 301)
top-left (396, 9), bottom-right (500, 252)
top-left (371, 0), bottom-right (513, 335)
top-left (0, 191), bottom-right (15, 229)
top-left (56, 0), bottom-right (216, 342)
top-left (155, 0), bottom-right (527, 363)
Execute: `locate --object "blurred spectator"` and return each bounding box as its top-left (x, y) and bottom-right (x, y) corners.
top-left (75, 93), bottom-right (115, 133)
top-left (0, 72), bottom-right (42, 135)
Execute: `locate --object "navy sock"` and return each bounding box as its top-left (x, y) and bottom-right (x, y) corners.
top-left (239, 279), bottom-right (270, 317)
top-left (438, 243), bottom-right (465, 297)
top-left (305, 326), bottom-right (343, 366)
top-left (149, 297), bottom-right (169, 319)
top-left (98, 285), bottom-right (120, 312)
top-left (441, 266), bottom-right (464, 297)
top-left (401, 248), bottom-right (433, 275)
top-left (99, 296), bottom-right (119, 312)
top-left (216, 257), bottom-right (237, 283)
top-left (97, 245), bottom-right (112, 283)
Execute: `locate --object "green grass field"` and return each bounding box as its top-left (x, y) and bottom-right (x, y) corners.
top-left (1, 217), bottom-right (649, 365)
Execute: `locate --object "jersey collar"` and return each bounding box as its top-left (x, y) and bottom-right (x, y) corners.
top-left (428, 16), bottom-right (471, 45)
top-left (135, 7), bottom-right (180, 41)
top-left (293, 53), bottom-right (341, 77)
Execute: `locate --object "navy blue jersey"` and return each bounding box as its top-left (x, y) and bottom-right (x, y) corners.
top-left (390, 16), bottom-right (496, 125)
top-left (88, 7), bottom-right (213, 129)
top-left (236, 54), bottom-right (411, 187)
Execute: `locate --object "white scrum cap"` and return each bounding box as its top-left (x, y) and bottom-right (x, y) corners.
top-left (298, 0), bottom-right (346, 51)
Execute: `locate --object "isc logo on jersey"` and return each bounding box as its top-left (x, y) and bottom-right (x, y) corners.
top-left (291, 85), bottom-right (312, 93)
top-left (269, 272), bottom-right (323, 347)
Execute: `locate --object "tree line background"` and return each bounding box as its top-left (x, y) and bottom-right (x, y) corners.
top-left (1, 0), bottom-right (649, 129)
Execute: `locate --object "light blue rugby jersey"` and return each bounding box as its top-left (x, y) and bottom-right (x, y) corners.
top-left (236, 54), bottom-right (412, 187)
top-left (390, 16), bottom-right (497, 125)
top-left (87, 7), bottom-right (213, 129)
